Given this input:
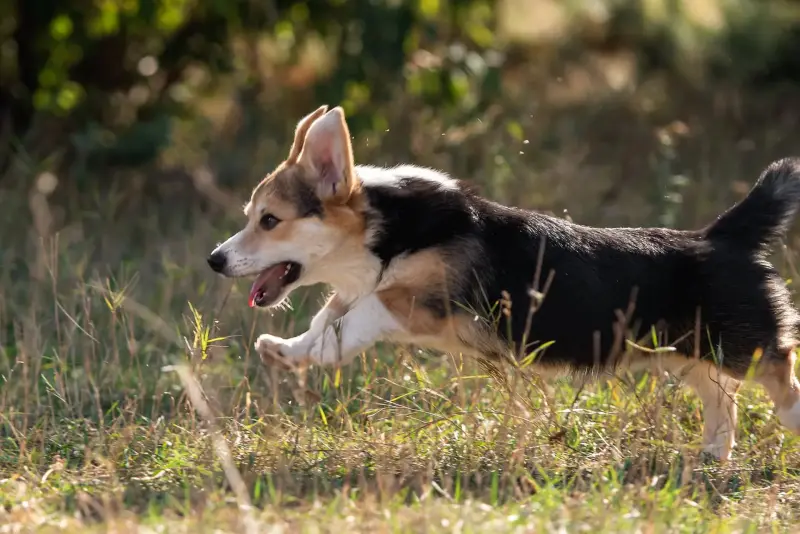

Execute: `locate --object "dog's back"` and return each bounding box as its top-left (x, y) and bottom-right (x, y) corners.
top-left (370, 159), bottom-right (800, 375)
top-left (362, 158), bottom-right (800, 459)
top-left (465, 160), bottom-right (800, 375)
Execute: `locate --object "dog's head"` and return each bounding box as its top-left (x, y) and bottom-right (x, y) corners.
top-left (207, 105), bottom-right (371, 307)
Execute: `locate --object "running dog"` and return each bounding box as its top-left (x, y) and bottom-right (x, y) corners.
top-left (207, 105), bottom-right (800, 461)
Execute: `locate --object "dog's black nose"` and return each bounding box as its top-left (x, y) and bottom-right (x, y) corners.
top-left (207, 251), bottom-right (227, 273)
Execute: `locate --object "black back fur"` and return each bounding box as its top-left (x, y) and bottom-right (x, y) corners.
top-left (362, 159), bottom-right (800, 376)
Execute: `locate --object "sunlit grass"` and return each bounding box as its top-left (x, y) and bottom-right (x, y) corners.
top-left (2, 177), bottom-right (800, 534)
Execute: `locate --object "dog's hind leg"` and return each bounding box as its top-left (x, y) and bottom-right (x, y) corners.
top-left (676, 360), bottom-right (741, 462)
top-left (755, 349), bottom-right (800, 433)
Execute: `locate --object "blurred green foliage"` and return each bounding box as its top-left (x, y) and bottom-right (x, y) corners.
top-left (1, 0), bottom-right (800, 185)
top-left (1, 0), bottom-right (502, 172)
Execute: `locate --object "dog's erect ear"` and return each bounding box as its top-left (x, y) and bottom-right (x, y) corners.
top-left (298, 107), bottom-right (356, 201)
top-left (287, 105), bottom-right (329, 164)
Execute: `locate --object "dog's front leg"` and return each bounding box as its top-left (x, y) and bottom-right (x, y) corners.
top-left (254, 293), bottom-right (347, 368)
top-left (256, 293), bottom-right (401, 367)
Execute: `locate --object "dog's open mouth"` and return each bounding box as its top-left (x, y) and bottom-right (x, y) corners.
top-left (248, 262), bottom-right (302, 308)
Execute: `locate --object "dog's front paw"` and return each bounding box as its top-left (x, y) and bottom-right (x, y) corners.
top-left (255, 334), bottom-right (294, 370)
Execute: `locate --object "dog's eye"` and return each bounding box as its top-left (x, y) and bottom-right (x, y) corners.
top-left (259, 213), bottom-right (281, 231)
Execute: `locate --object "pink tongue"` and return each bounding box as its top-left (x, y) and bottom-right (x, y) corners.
top-left (248, 263), bottom-right (288, 307)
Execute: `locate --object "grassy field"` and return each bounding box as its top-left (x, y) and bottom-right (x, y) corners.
top-left (2, 160), bottom-right (800, 534)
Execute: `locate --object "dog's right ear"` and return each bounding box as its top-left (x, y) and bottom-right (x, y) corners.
top-left (286, 105), bottom-right (329, 164)
top-left (298, 107), bottom-right (356, 202)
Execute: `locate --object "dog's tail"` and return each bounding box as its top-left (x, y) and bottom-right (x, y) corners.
top-left (705, 158), bottom-right (800, 251)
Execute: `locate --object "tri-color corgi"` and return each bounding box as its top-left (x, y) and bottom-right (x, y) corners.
top-left (208, 105), bottom-right (800, 462)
